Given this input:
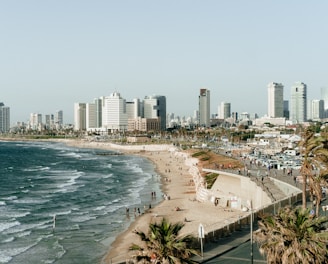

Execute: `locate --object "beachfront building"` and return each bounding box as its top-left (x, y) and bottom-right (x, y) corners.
top-left (74, 103), bottom-right (87, 131)
top-left (126, 98), bottom-right (142, 119)
top-left (128, 117), bottom-right (161, 132)
top-left (143, 95), bottom-right (166, 130)
top-left (268, 82), bottom-right (284, 118)
top-left (290, 82), bottom-right (307, 124)
top-left (219, 102), bottom-right (231, 119)
top-left (0, 102), bottom-right (10, 133)
top-left (85, 98), bottom-right (103, 130)
top-left (102, 92), bottom-right (128, 133)
top-left (29, 113), bottom-right (42, 131)
top-left (199, 88), bottom-right (210, 127)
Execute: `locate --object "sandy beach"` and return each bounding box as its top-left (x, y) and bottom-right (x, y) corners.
top-left (54, 139), bottom-right (246, 264)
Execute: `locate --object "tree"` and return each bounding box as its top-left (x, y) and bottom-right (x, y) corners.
top-left (299, 127), bottom-right (328, 215)
top-left (254, 206), bottom-right (328, 264)
top-left (129, 218), bottom-right (199, 264)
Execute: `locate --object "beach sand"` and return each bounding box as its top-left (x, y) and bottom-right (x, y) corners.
top-left (52, 139), bottom-right (246, 264)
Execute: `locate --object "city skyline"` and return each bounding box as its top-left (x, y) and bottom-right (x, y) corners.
top-left (1, 1), bottom-right (328, 124)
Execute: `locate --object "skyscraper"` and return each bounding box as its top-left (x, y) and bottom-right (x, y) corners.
top-left (0, 102), bottom-right (10, 133)
top-left (309, 99), bottom-right (324, 120)
top-left (290, 82), bottom-right (307, 123)
top-left (268, 82), bottom-right (284, 118)
top-left (143, 95), bottom-right (166, 130)
top-left (199, 88), bottom-right (210, 127)
top-left (219, 102), bottom-right (231, 119)
top-left (55, 110), bottom-right (63, 127)
top-left (321, 87), bottom-right (328, 118)
top-left (74, 103), bottom-right (86, 131)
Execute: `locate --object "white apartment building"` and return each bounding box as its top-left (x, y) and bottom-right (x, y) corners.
top-left (74, 103), bottom-right (86, 131)
top-left (308, 99), bottom-right (324, 120)
top-left (29, 113), bottom-right (42, 130)
top-left (126, 98), bottom-right (141, 119)
top-left (268, 82), bottom-right (284, 118)
top-left (290, 82), bottom-right (307, 123)
top-left (102, 92), bottom-right (127, 132)
top-left (199, 88), bottom-right (210, 127)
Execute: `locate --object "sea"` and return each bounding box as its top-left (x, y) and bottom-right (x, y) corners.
top-left (0, 140), bottom-right (163, 264)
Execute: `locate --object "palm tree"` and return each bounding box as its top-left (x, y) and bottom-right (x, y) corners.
top-left (129, 218), bottom-right (199, 264)
top-left (299, 127), bottom-right (328, 215)
top-left (254, 206), bottom-right (328, 264)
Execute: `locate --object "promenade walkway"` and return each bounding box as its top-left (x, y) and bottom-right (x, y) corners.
top-left (192, 155), bottom-right (303, 263)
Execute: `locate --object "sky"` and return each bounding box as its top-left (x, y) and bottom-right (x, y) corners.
top-left (1, 1), bottom-right (328, 124)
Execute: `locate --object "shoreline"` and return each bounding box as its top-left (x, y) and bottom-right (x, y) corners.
top-left (56, 139), bottom-right (246, 264)
top-left (1, 138), bottom-right (248, 263)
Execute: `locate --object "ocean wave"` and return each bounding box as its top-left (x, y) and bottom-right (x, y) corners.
top-left (102, 173), bottom-right (113, 179)
top-left (3, 196), bottom-right (18, 201)
top-left (3, 220), bottom-right (50, 235)
top-left (0, 240), bottom-right (39, 263)
top-left (93, 206), bottom-right (106, 211)
top-left (71, 214), bottom-right (97, 223)
top-left (0, 201), bottom-right (6, 206)
top-left (58, 151), bottom-right (82, 159)
top-left (7, 211), bottom-right (31, 218)
top-left (0, 221), bottom-right (20, 232)
top-left (23, 166), bottom-right (50, 172)
top-left (2, 236), bottom-right (15, 243)
top-left (13, 198), bottom-right (49, 205)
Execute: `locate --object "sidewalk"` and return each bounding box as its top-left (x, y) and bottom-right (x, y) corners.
top-left (192, 227), bottom-right (251, 263)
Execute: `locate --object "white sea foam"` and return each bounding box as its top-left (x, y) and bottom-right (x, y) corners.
top-left (55, 210), bottom-right (72, 216)
top-left (71, 214), bottom-right (96, 223)
top-left (13, 198), bottom-right (49, 205)
top-left (15, 231), bottom-right (31, 238)
top-left (94, 206), bottom-right (106, 211)
top-left (23, 166), bottom-right (50, 172)
top-left (0, 221), bottom-right (20, 232)
top-left (3, 196), bottom-right (18, 201)
top-left (6, 211), bottom-right (30, 218)
top-left (2, 236), bottom-right (15, 243)
top-left (102, 173), bottom-right (113, 179)
top-left (0, 201), bottom-right (6, 206)
top-left (0, 241), bottom-right (38, 263)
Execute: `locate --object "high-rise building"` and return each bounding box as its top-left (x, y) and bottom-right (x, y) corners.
top-left (198, 88), bottom-right (210, 127)
top-left (55, 110), bottom-right (63, 126)
top-left (74, 103), bottom-right (86, 131)
top-left (29, 113), bottom-right (42, 130)
top-left (290, 82), bottom-right (307, 123)
top-left (143, 95), bottom-right (166, 130)
top-left (308, 99), bottom-right (324, 120)
top-left (321, 87), bottom-right (328, 118)
top-left (283, 100), bottom-right (289, 119)
top-left (86, 98), bottom-right (102, 130)
top-left (0, 102), bottom-right (10, 133)
top-left (268, 82), bottom-right (284, 118)
top-left (102, 92), bottom-right (128, 132)
top-left (219, 102), bottom-right (231, 119)
top-left (45, 114), bottom-right (54, 129)
top-left (126, 98), bottom-right (141, 119)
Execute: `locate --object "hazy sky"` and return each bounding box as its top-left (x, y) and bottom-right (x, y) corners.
top-left (1, 1), bottom-right (328, 124)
